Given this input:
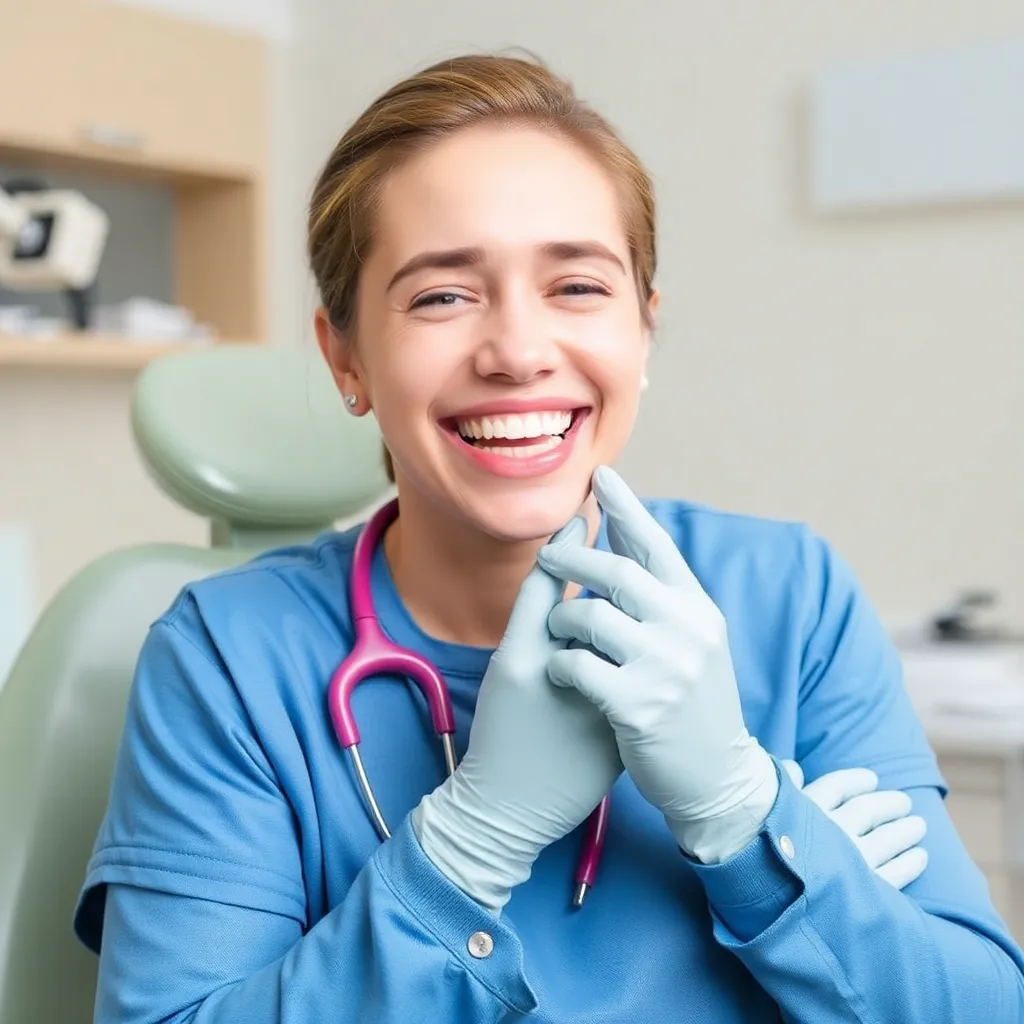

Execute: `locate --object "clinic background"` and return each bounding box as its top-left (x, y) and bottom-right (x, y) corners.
top-left (3, 0), bottom-right (1024, 643)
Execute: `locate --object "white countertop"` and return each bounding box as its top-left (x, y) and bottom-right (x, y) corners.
top-left (897, 640), bottom-right (1024, 756)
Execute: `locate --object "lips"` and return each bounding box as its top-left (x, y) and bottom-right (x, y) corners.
top-left (439, 405), bottom-right (591, 478)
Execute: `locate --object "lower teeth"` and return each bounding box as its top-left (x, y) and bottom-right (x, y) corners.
top-left (463, 434), bottom-right (565, 457)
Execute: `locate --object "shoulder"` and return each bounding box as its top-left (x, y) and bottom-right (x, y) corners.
top-left (641, 495), bottom-right (809, 552)
top-left (111, 525), bottom-right (367, 845)
top-left (637, 503), bottom-right (943, 792)
top-left (162, 524), bottom-right (361, 652)
top-left (79, 532), bottom-right (363, 947)
top-left (131, 524), bottom-right (364, 744)
top-left (638, 496), bottom-right (836, 618)
top-left (638, 496), bottom-right (872, 682)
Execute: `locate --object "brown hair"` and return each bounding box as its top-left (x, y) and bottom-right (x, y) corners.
top-left (307, 52), bottom-right (657, 481)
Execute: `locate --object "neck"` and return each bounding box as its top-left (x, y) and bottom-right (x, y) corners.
top-left (383, 483), bottom-right (599, 648)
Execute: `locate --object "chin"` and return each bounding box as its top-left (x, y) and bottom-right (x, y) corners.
top-left (457, 476), bottom-right (595, 543)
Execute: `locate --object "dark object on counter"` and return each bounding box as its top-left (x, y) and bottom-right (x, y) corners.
top-left (931, 590), bottom-right (1003, 642)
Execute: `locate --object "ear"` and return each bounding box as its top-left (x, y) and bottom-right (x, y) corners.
top-left (644, 288), bottom-right (660, 335)
top-left (314, 306), bottom-right (367, 412)
top-left (640, 288), bottom-right (660, 384)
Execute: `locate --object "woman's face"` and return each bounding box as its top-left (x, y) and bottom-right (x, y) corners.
top-left (319, 124), bottom-right (655, 542)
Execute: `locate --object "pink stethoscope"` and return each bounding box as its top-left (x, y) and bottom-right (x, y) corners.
top-left (327, 497), bottom-right (610, 908)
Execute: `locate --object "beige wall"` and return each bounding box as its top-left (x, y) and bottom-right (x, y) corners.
top-left (279, 0), bottom-right (1024, 625)
top-left (4, 1), bottom-right (1023, 633)
top-left (0, 368), bottom-right (207, 613)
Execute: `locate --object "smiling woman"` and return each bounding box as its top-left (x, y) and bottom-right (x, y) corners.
top-left (76, 52), bottom-right (1024, 1024)
top-left (308, 56), bottom-right (655, 523)
top-left (308, 103), bottom-right (660, 638)
top-left (307, 119), bottom-right (651, 548)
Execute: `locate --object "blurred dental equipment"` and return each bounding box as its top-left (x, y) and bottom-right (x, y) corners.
top-left (0, 297), bottom-right (211, 344)
top-left (893, 592), bottom-right (1024, 750)
top-left (91, 298), bottom-right (212, 344)
top-left (0, 179), bottom-right (109, 328)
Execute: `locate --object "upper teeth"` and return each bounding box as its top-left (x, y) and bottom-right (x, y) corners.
top-left (456, 410), bottom-right (573, 440)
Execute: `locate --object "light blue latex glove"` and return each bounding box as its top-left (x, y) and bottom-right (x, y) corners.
top-left (411, 517), bottom-right (622, 915)
top-left (538, 466), bottom-right (779, 865)
top-left (783, 760), bottom-right (929, 890)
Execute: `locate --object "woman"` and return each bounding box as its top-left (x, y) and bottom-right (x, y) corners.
top-left (75, 54), bottom-right (1023, 1021)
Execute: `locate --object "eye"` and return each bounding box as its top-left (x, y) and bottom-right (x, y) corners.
top-left (556, 281), bottom-right (612, 298)
top-left (409, 291), bottom-right (470, 310)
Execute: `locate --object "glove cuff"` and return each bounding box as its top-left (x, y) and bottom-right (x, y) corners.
top-left (667, 745), bottom-right (781, 864)
top-left (410, 773), bottom-right (541, 915)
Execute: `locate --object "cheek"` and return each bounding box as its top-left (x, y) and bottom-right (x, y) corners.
top-left (361, 325), bottom-right (460, 427)
top-left (570, 320), bottom-right (648, 398)
top-left (352, 287), bottom-right (459, 415)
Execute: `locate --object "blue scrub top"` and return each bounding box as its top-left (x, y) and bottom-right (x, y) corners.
top-left (75, 499), bottom-right (1024, 1023)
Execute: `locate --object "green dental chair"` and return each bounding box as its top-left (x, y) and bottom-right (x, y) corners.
top-left (0, 344), bottom-right (390, 1024)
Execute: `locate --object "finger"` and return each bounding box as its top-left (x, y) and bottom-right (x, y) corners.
top-left (832, 790), bottom-right (913, 838)
top-left (537, 543), bottom-right (659, 621)
top-left (548, 597), bottom-right (648, 666)
top-left (501, 517), bottom-right (587, 649)
top-left (547, 646), bottom-right (622, 716)
top-left (876, 847), bottom-right (929, 891)
top-left (782, 759), bottom-right (805, 788)
top-left (566, 637), bottom-right (615, 663)
top-left (802, 768), bottom-right (879, 813)
top-left (592, 466), bottom-right (698, 590)
top-left (856, 815), bottom-right (927, 869)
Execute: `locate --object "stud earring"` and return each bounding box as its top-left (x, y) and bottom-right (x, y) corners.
top-left (640, 374), bottom-right (650, 393)
top-left (345, 394), bottom-right (358, 409)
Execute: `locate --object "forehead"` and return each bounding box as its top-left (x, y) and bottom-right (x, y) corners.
top-left (372, 125), bottom-right (627, 260)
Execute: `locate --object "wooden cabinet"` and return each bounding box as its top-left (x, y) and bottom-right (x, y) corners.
top-left (0, 1), bottom-right (265, 179)
top-left (0, 0), bottom-right (268, 367)
top-left (0, 5), bottom-right (89, 154)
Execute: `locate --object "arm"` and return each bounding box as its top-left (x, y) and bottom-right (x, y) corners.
top-left (694, 770), bottom-right (1024, 1024)
top-left (781, 759), bottom-right (930, 891)
top-left (691, 531), bottom-right (1024, 1022)
top-left (541, 467), bottom-right (1024, 1023)
top-left (94, 819), bottom-right (534, 1024)
top-left (77, 615), bottom-right (536, 1023)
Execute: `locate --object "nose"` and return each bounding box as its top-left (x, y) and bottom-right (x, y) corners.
top-left (472, 289), bottom-right (561, 384)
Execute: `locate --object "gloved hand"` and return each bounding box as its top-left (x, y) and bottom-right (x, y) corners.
top-left (783, 760), bottom-right (928, 890)
top-left (411, 517), bottom-right (622, 915)
top-left (538, 465), bottom-right (778, 865)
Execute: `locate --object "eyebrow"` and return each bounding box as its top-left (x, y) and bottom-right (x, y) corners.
top-left (385, 240), bottom-right (627, 293)
top-left (386, 247), bottom-right (485, 293)
top-left (539, 241), bottom-right (627, 275)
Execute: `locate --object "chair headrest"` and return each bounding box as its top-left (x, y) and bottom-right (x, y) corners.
top-left (131, 345), bottom-right (390, 532)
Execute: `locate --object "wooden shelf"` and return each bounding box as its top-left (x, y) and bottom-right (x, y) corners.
top-left (0, 1), bottom-right (269, 349)
top-left (0, 133), bottom-right (254, 189)
top-left (0, 334), bottom-right (207, 371)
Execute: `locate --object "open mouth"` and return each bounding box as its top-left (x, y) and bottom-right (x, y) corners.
top-left (443, 407), bottom-right (589, 458)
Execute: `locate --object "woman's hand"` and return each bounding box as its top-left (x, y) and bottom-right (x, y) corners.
top-left (538, 466), bottom-right (779, 865)
top-left (783, 760), bottom-right (929, 890)
top-left (412, 517), bottom-right (622, 915)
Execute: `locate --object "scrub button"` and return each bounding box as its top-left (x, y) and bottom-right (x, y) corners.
top-left (779, 835), bottom-right (796, 860)
top-left (468, 931), bottom-right (494, 959)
